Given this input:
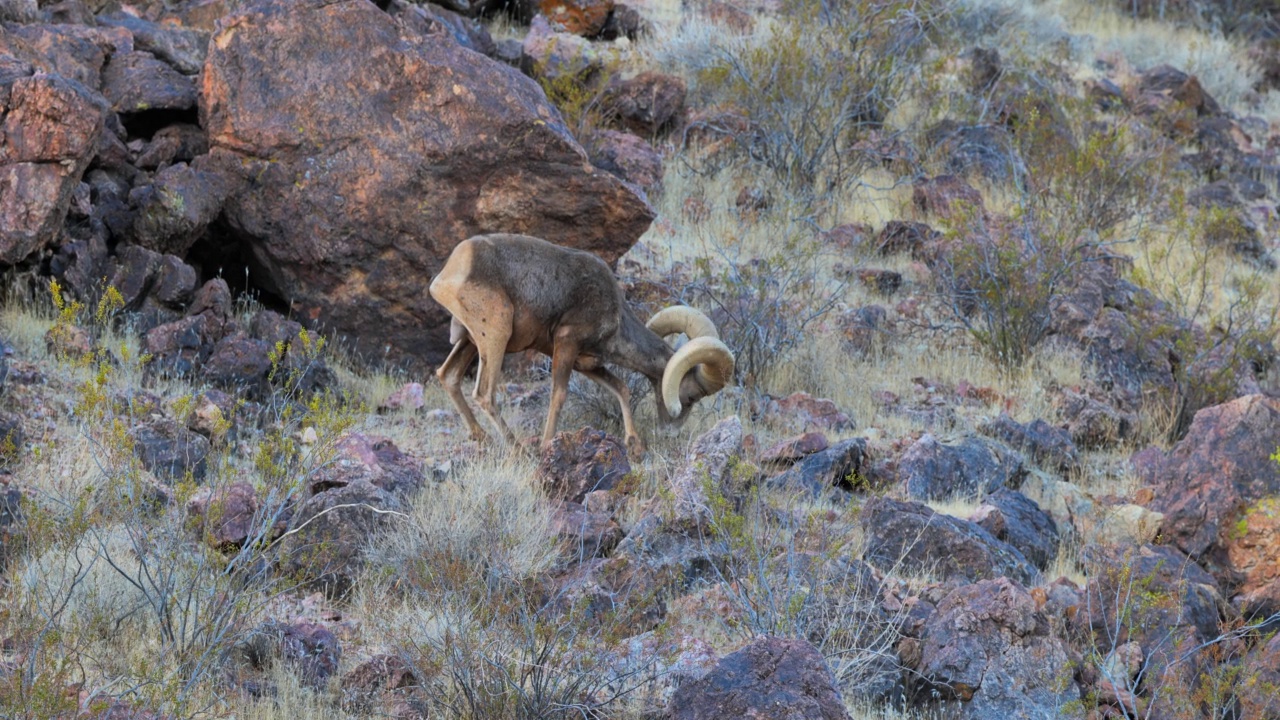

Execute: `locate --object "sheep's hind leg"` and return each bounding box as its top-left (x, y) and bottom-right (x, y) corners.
top-left (437, 338), bottom-right (485, 442)
top-left (469, 321), bottom-right (518, 447)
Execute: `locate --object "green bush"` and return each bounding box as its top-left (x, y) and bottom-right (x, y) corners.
top-left (692, 0), bottom-right (933, 194)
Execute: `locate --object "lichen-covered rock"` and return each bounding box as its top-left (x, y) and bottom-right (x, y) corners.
top-left (900, 433), bottom-right (1026, 501)
top-left (668, 416), bottom-right (743, 529)
top-left (916, 578), bottom-right (1081, 718)
top-left (972, 488), bottom-right (1059, 570)
top-left (978, 413), bottom-right (1078, 474)
top-left (279, 479), bottom-right (404, 597)
top-left (768, 438), bottom-right (868, 497)
top-left (97, 11), bottom-right (209, 75)
top-left (537, 427), bottom-right (630, 503)
top-left (1, 72), bottom-right (107, 265)
top-left (551, 500), bottom-right (623, 558)
top-left (861, 497), bottom-right (1038, 585)
top-left (1132, 395), bottom-right (1280, 590)
top-left (186, 481), bottom-right (259, 550)
top-left (131, 419), bottom-right (211, 482)
top-left (100, 51), bottom-right (197, 114)
top-left (602, 71), bottom-right (686, 137)
top-left (667, 636), bottom-right (851, 720)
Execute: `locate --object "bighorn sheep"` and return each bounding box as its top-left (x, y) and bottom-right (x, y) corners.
top-left (428, 233), bottom-right (735, 457)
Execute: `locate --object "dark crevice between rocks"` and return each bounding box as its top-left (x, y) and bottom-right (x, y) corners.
top-left (185, 221), bottom-right (293, 318)
top-left (119, 107), bottom-right (201, 141)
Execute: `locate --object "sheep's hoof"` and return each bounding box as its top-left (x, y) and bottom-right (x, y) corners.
top-left (626, 435), bottom-right (647, 461)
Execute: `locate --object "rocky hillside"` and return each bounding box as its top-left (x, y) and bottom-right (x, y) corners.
top-left (1, 0), bottom-right (1280, 717)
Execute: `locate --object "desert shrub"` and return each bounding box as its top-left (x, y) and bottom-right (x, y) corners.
top-left (697, 476), bottom-right (904, 704)
top-left (1016, 116), bottom-right (1170, 238)
top-left (533, 36), bottom-right (624, 143)
top-left (1130, 192), bottom-right (1278, 440)
top-left (933, 202), bottom-right (1091, 369)
top-left (366, 454), bottom-right (557, 589)
top-left (934, 109), bottom-right (1171, 370)
top-left (375, 599), bottom-right (647, 720)
top-left (680, 226), bottom-right (849, 390)
top-left (689, 0), bottom-right (933, 194)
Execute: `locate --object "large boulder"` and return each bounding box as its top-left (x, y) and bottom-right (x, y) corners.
top-left (1080, 543), bottom-right (1232, 707)
top-left (667, 416), bottom-right (743, 529)
top-left (768, 438), bottom-right (868, 497)
top-left (916, 578), bottom-right (1081, 718)
top-left (279, 478), bottom-right (405, 597)
top-left (861, 497), bottom-right (1038, 585)
top-left (1, 71), bottom-right (108, 265)
top-left (100, 51), bottom-right (197, 114)
top-left (131, 419), bottom-right (212, 482)
top-left (130, 160), bottom-right (232, 256)
top-left (200, 0), bottom-right (654, 367)
top-left (900, 433), bottom-right (1026, 501)
top-left (1237, 632), bottom-right (1280, 719)
top-left (972, 487), bottom-right (1059, 571)
top-left (1132, 395), bottom-right (1280, 591)
top-left (537, 427), bottom-right (630, 503)
top-left (0, 23), bottom-right (126, 90)
top-left (97, 12), bottom-right (210, 75)
top-left (666, 636), bottom-right (851, 720)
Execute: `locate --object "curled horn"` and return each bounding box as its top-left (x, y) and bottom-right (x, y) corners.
top-left (647, 306), bottom-right (735, 417)
top-left (646, 305), bottom-right (720, 341)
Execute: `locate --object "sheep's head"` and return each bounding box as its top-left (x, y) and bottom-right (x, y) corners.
top-left (646, 306), bottom-right (735, 422)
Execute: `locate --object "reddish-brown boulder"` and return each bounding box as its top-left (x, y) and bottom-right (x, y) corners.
top-left (131, 419), bottom-right (212, 483)
top-left (1, 72), bottom-right (107, 265)
top-left (759, 391), bottom-right (854, 433)
top-left (239, 620), bottom-right (342, 690)
top-left (602, 71), bottom-right (686, 137)
top-left (130, 160), bottom-right (232, 256)
top-left (539, 0), bottom-right (614, 36)
top-left (875, 220), bottom-right (940, 257)
top-left (101, 51), bottom-right (197, 114)
top-left (917, 578), bottom-right (1078, 716)
top-left (861, 497), bottom-right (1038, 585)
top-left (768, 438), bottom-right (868, 497)
top-left (667, 636), bottom-right (851, 720)
top-left (97, 11), bottom-right (209, 76)
top-left (1228, 497), bottom-right (1280, 620)
top-left (537, 427), bottom-right (630, 503)
top-left (552, 500), bottom-right (623, 558)
top-left (0, 23), bottom-right (127, 90)
top-left (588, 128), bottom-right (663, 190)
top-left (280, 479), bottom-right (406, 597)
top-left (521, 14), bottom-right (600, 82)
top-left (134, 123), bottom-right (208, 169)
top-left (1132, 395), bottom-right (1280, 590)
top-left (1236, 632), bottom-right (1280, 719)
top-left (143, 278), bottom-right (237, 378)
top-left (912, 174), bottom-right (984, 219)
top-left (1080, 543), bottom-right (1231, 707)
top-left (187, 481), bottom-right (260, 550)
top-left (200, 0), bottom-right (653, 367)
top-left (1137, 64), bottom-right (1221, 116)
top-left (900, 433), bottom-right (1026, 501)
top-left (340, 654), bottom-right (420, 716)
top-left (307, 433), bottom-right (425, 500)
top-left (760, 431), bottom-right (829, 465)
